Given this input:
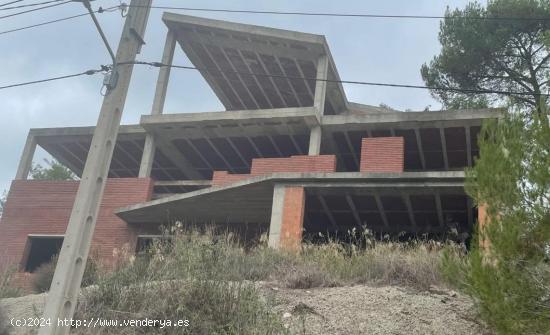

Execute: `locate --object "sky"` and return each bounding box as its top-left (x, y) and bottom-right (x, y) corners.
top-left (0, 0), bottom-right (480, 193)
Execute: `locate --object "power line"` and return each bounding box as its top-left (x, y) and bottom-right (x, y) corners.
top-left (0, 0), bottom-right (23, 7)
top-left (0, 0), bottom-right (65, 11)
top-left (126, 60), bottom-right (550, 97)
top-left (128, 4), bottom-right (550, 22)
top-left (0, 68), bottom-right (104, 90)
top-left (1, 60), bottom-right (547, 96)
top-left (2, 3), bottom-right (549, 36)
top-left (0, 0), bottom-right (70, 20)
top-left (0, 4), bottom-right (120, 35)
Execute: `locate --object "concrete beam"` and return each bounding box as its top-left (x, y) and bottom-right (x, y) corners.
top-left (345, 195), bottom-right (362, 226)
top-left (15, 133), bottom-right (37, 180)
top-left (314, 55), bottom-right (329, 118)
top-left (414, 128), bottom-right (427, 170)
top-left (374, 194), bottom-right (389, 228)
top-left (154, 180), bottom-right (212, 187)
top-left (318, 194), bottom-right (338, 230)
top-left (154, 136), bottom-right (203, 179)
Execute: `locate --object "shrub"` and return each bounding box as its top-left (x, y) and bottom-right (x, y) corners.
top-left (32, 255), bottom-right (99, 293)
top-left (76, 231), bottom-right (287, 334)
top-left (450, 112), bottom-right (550, 334)
top-left (0, 265), bottom-right (22, 299)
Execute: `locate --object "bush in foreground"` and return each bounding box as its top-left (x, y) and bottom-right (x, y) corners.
top-left (32, 255), bottom-right (98, 293)
top-left (0, 265), bottom-right (22, 299)
top-left (444, 112), bottom-right (550, 335)
top-left (73, 228), bottom-right (457, 334)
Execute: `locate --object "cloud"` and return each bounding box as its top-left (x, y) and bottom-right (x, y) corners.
top-left (0, 0), bottom-right (471, 192)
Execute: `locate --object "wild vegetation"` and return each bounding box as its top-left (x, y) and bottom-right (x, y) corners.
top-left (0, 265), bottom-right (21, 300)
top-left (441, 110), bottom-right (550, 335)
top-left (422, 0), bottom-right (550, 113)
top-left (68, 228), bottom-right (458, 334)
top-left (32, 255), bottom-right (98, 293)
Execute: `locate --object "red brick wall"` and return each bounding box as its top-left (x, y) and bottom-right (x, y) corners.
top-left (360, 137), bottom-right (404, 173)
top-left (212, 155), bottom-right (337, 187)
top-left (211, 171), bottom-right (251, 187)
top-left (279, 186), bottom-right (305, 251)
top-left (251, 155), bottom-right (337, 175)
top-left (0, 178), bottom-right (154, 280)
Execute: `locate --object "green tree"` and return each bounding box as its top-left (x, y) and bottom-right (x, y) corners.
top-left (30, 159), bottom-right (76, 181)
top-left (421, 0), bottom-right (550, 113)
top-left (455, 110), bottom-right (550, 334)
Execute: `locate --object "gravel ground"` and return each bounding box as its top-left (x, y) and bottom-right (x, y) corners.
top-left (1, 284), bottom-right (491, 335)
top-left (262, 284), bottom-right (492, 335)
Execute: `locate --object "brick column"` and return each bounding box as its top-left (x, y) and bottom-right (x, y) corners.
top-left (360, 137), bottom-right (404, 173)
top-left (268, 185), bottom-right (305, 250)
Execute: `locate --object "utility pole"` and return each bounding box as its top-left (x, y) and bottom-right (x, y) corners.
top-left (38, 0), bottom-right (151, 334)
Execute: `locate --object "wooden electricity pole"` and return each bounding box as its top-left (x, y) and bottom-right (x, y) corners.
top-left (38, 1), bottom-right (152, 334)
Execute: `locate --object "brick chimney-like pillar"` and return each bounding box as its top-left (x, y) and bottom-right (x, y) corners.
top-left (268, 185), bottom-right (305, 250)
top-left (360, 137), bottom-right (405, 173)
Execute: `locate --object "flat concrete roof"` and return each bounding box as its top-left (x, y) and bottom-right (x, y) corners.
top-left (116, 171), bottom-right (468, 234)
top-left (163, 12), bottom-right (348, 114)
top-left (29, 108), bottom-right (501, 182)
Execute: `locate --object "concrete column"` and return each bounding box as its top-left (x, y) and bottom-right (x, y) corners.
top-left (308, 55), bottom-right (329, 155)
top-left (308, 125), bottom-right (322, 155)
top-left (139, 30), bottom-right (176, 177)
top-left (268, 185), bottom-right (305, 250)
top-left (15, 133), bottom-right (37, 180)
top-left (138, 135), bottom-right (156, 178)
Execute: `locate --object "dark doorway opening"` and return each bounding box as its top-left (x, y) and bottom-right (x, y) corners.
top-left (23, 236), bottom-right (63, 272)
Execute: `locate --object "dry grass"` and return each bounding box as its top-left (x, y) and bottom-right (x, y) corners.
top-left (278, 241), bottom-right (450, 290)
top-left (0, 264), bottom-right (22, 299)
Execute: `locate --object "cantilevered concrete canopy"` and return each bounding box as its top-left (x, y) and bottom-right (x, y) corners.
top-left (116, 171), bottom-right (472, 236)
top-left (32, 108), bottom-right (501, 187)
top-left (163, 12), bottom-right (348, 114)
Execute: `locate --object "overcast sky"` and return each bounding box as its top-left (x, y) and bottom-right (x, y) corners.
top-left (0, 0), bottom-right (480, 193)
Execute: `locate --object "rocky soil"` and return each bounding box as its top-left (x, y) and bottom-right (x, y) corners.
top-left (1, 284), bottom-right (491, 335)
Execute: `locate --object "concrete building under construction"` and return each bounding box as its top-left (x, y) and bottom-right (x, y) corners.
top-left (0, 13), bottom-right (500, 276)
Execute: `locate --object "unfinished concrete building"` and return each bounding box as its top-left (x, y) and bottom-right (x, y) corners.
top-left (0, 13), bottom-right (500, 278)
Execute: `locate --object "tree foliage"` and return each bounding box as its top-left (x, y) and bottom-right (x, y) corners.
top-left (422, 0), bottom-right (550, 113)
top-left (459, 110), bottom-right (550, 334)
top-left (30, 159), bottom-right (76, 181)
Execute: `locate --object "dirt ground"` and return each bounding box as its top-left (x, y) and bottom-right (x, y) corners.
top-left (263, 283), bottom-right (492, 335)
top-left (0, 284), bottom-right (491, 335)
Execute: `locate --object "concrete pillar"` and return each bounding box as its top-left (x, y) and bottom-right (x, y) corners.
top-left (308, 55), bottom-right (329, 156)
top-left (268, 185), bottom-right (305, 250)
top-left (15, 133), bottom-right (37, 180)
top-left (139, 30), bottom-right (176, 177)
top-left (308, 125), bottom-right (322, 155)
top-left (138, 135), bottom-right (156, 178)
